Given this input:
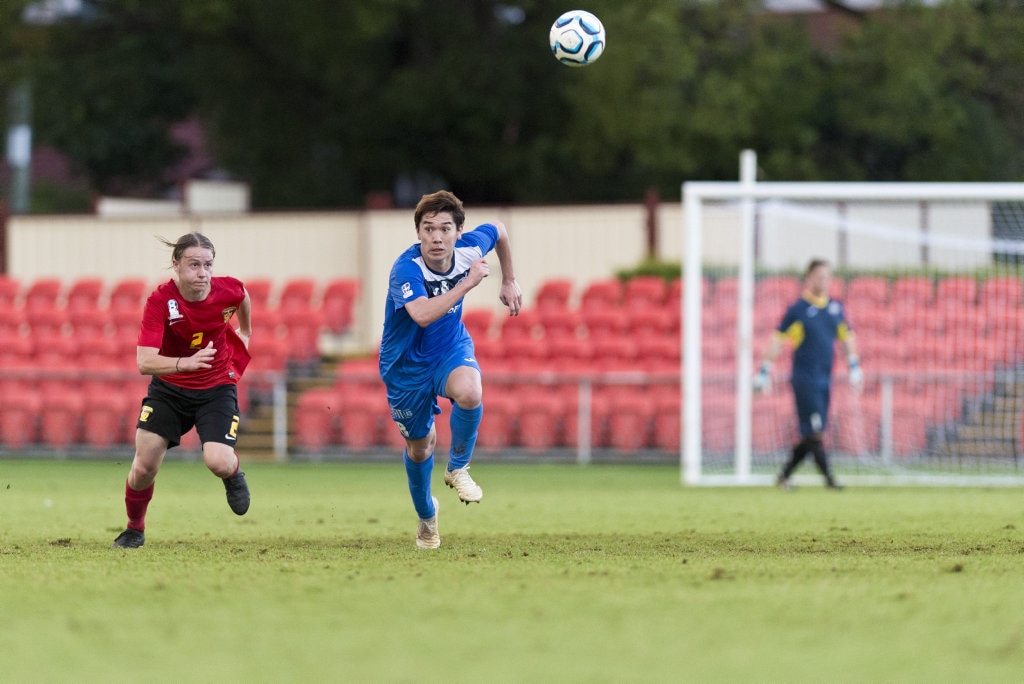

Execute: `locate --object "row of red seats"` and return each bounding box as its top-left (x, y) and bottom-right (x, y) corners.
top-left (0, 275), bottom-right (360, 368)
top-left (0, 365), bottom-right (252, 451)
top-left (295, 378), bottom-right (943, 456)
top-left (0, 275), bottom-right (360, 317)
top-left (538, 273), bottom-right (1023, 312)
top-left (293, 382), bottom-right (686, 453)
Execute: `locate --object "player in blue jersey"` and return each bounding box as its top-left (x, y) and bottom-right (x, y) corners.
top-left (753, 259), bottom-right (863, 490)
top-left (379, 190), bottom-right (522, 548)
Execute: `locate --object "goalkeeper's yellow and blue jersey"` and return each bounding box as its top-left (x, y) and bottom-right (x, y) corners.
top-left (379, 223), bottom-right (499, 385)
top-left (775, 292), bottom-right (852, 382)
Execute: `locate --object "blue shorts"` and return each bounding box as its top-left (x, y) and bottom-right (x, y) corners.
top-left (790, 374), bottom-right (830, 438)
top-left (384, 341), bottom-right (481, 441)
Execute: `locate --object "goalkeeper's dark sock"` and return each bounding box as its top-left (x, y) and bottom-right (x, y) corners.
top-left (810, 440), bottom-right (838, 485)
top-left (447, 404), bottom-right (482, 471)
top-left (404, 450), bottom-right (436, 519)
top-left (124, 480), bottom-right (154, 532)
top-left (781, 440), bottom-right (810, 479)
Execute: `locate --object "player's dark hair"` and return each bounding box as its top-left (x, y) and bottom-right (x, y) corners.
top-left (804, 258), bottom-right (829, 279)
top-left (160, 232), bottom-right (216, 262)
top-left (414, 190), bottom-right (465, 229)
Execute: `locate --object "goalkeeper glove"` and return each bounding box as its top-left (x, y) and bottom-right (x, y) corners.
top-left (752, 361), bottom-right (772, 394)
top-left (848, 355), bottom-right (863, 393)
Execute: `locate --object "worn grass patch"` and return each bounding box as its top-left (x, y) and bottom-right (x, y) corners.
top-left (1, 459), bottom-right (1022, 682)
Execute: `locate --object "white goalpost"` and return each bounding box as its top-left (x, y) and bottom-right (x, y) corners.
top-left (681, 151), bottom-right (1024, 486)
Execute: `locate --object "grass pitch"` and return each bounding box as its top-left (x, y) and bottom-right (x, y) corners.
top-left (1, 458), bottom-right (1023, 682)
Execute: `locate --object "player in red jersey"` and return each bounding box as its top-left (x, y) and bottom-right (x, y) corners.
top-left (112, 232), bottom-right (253, 548)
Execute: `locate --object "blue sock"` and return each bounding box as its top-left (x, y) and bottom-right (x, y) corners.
top-left (448, 403), bottom-right (482, 471)
top-left (404, 451), bottom-right (435, 519)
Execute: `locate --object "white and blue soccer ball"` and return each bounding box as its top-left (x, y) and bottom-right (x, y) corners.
top-left (549, 10), bottom-right (606, 67)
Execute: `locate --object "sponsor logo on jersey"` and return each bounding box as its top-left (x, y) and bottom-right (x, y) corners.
top-left (222, 306), bottom-right (237, 323)
top-left (401, 282), bottom-right (414, 299)
top-left (168, 300), bottom-right (183, 321)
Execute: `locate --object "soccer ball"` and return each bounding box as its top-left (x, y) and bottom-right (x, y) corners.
top-left (549, 10), bottom-right (606, 67)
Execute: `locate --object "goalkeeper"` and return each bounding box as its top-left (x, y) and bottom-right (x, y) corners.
top-left (753, 259), bottom-right (862, 490)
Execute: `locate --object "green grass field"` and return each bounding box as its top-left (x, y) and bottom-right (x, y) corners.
top-left (2, 459), bottom-right (1023, 682)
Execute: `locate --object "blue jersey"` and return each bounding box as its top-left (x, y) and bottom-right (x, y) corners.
top-left (379, 223), bottom-right (499, 383)
top-left (776, 293), bottom-right (852, 382)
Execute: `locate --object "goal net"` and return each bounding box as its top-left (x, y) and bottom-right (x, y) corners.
top-left (682, 170), bottom-right (1024, 486)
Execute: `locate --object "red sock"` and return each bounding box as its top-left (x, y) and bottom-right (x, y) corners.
top-left (125, 480), bottom-right (154, 531)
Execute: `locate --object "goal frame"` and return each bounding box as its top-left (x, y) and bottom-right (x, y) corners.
top-left (681, 151), bottom-right (1024, 486)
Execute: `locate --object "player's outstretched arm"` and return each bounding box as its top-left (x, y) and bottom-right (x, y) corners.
top-left (491, 220), bottom-right (522, 316)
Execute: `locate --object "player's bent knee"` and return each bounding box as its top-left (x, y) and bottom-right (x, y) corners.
top-left (203, 443), bottom-right (237, 478)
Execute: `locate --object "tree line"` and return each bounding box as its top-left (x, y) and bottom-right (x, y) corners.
top-left (3, 0), bottom-right (1023, 211)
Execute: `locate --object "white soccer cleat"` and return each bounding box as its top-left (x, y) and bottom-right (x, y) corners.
top-left (444, 467), bottom-right (483, 505)
top-left (416, 496), bottom-right (440, 549)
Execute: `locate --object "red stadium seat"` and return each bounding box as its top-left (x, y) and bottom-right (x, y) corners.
top-left (517, 393), bottom-right (566, 450)
top-left (755, 275), bottom-right (801, 309)
top-left (0, 307), bottom-right (26, 337)
top-left (25, 304), bottom-right (67, 337)
top-left (108, 276), bottom-right (147, 313)
top-left (498, 309), bottom-right (540, 342)
top-left (280, 310), bottom-right (324, 364)
top-left (547, 335), bottom-right (592, 364)
top-left (751, 393), bottom-right (791, 454)
top-left (476, 393), bottom-right (519, 450)
top-left (24, 277), bottom-right (63, 313)
top-left (626, 306), bottom-right (677, 338)
top-left (109, 278), bottom-right (148, 314)
top-left (0, 386), bottom-right (41, 448)
top-left (535, 278), bottom-right (574, 312)
top-left (581, 308), bottom-right (627, 339)
top-left (321, 277), bottom-right (361, 333)
top-left (651, 391), bottom-right (681, 451)
top-left (935, 275), bottom-right (978, 307)
top-left (33, 332), bottom-right (80, 365)
top-left (293, 387), bottom-right (341, 451)
top-left (82, 391), bottom-right (133, 449)
top-left (607, 388), bottom-right (655, 451)
top-left (244, 277), bottom-right (274, 310)
top-left (65, 277), bottom-right (104, 313)
top-left (278, 278), bottom-right (317, 316)
top-left (636, 335), bottom-right (680, 373)
top-left (979, 276), bottom-right (1021, 311)
top-left (891, 276), bottom-right (934, 307)
top-left (461, 308), bottom-right (495, 340)
top-left (710, 276), bottom-right (739, 306)
top-left (622, 276), bottom-right (668, 310)
top-left (579, 278), bottom-right (622, 312)
top-left (538, 307), bottom-right (582, 340)
top-left (0, 275), bottom-right (21, 308)
top-left (845, 275), bottom-right (889, 308)
top-left (67, 301), bottom-right (110, 338)
top-left (337, 388), bottom-right (388, 451)
top-left (590, 337), bottom-right (637, 371)
top-left (702, 393), bottom-right (736, 454)
top-left (38, 387), bottom-right (85, 450)
top-left (247, 334), bottom-right (289, 374)
top-left (0, 331), bottom-right (33, 364)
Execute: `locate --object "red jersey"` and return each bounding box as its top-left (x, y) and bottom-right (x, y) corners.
top-left (138, 276), bottom-right (251, 389)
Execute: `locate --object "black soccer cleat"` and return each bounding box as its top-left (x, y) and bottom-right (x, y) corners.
top-left (111, 528), bottom-right (145, 548)
top-left (223, 471), bottom-right (251, 515)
